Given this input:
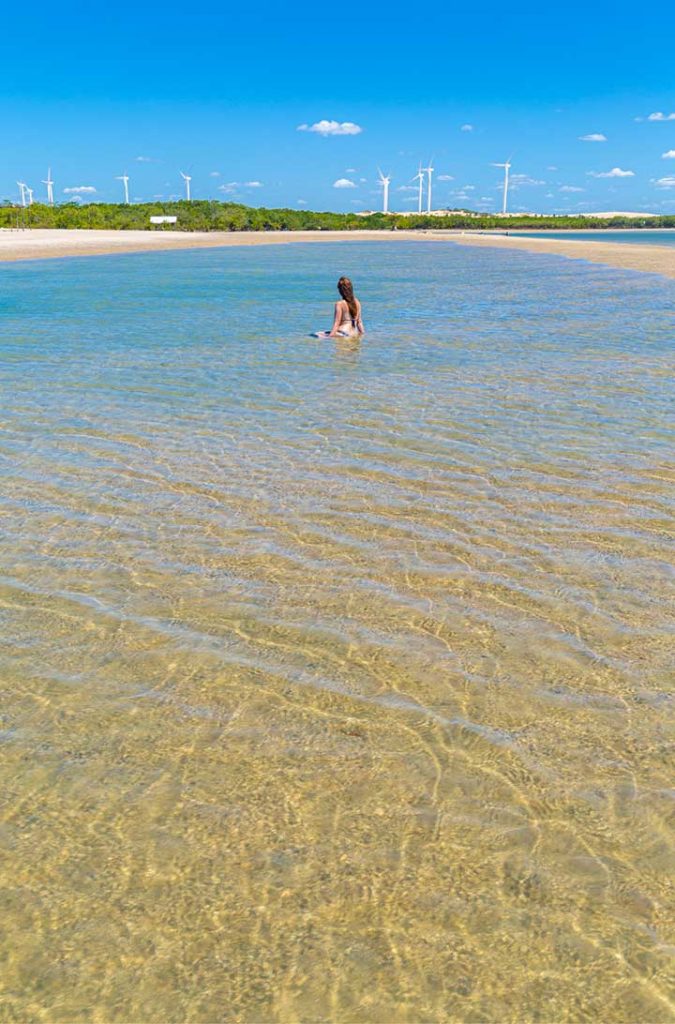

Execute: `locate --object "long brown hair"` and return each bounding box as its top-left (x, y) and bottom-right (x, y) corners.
top-left (337, 276), bottom-right (358, 319)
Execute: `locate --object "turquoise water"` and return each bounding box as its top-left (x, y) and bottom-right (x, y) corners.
top-left (1, 242), bottom-right (674, 1023)
top-left (516, 228), bottom-right (675, 246)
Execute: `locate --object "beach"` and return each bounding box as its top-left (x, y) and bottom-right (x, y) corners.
top-left (9, 0), bottom-right (675, 1015)
top-left (448, 230), bottom-right (675, 279)
top-left (2, 226), bottom-right (675, 279)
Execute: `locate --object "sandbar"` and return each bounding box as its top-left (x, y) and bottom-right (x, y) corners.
top-left (444, 231), bottom-right (675, 280)
top-left (0, 227), bottom-right (674, 280)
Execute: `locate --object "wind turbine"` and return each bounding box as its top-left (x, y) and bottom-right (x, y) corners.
top-left (412, 165), bottom-right (425, 214)
top-left (26, 186), bottom-right (34, 206)
top-left (42, 168), bottom-right (54, 206)
top-left (180, 171), bottom-right (192, 201)
top-left (17, 182), bottom-right (27, 207)
top-left (493, 158), bottom-right (512, 215)
top-left (423, 160), bottom-right (434, 213)
top-left (377, 168), bottom-right (391, 214)
top-left (116, 173), bottom-right (130, 204)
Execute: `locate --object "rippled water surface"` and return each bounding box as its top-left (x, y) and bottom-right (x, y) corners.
top-left (1, 243), bottom-right (674, 1023)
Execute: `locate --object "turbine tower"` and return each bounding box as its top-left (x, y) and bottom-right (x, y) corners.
top-left (413, 165), bottom-right (424, 214)
top-left (377, 168), bottom-right (391, 214)
top-left (26, 186), bottom-right (34, 206)
top-left (493, 159), bottom-right (512, 215)
top-left (17, 182), bottom-right (27, 207)
top-left (424, 161), bottom-right (434, 214)
top-left (116, 173), bottom-right (130, 204)
top-left (180, 171), bottom-right (192, 201)
top-left (42, 168), bottom-right (54, 206)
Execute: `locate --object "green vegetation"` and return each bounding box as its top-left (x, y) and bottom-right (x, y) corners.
top-left (1, 199), bottom-right (674, 232)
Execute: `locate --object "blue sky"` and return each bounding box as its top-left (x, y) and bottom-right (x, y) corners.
top-left (2, 0), bottom-right (675, 213)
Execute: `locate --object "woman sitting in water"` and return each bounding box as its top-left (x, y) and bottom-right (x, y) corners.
top-left (314, 276), bottom-right (364, 338)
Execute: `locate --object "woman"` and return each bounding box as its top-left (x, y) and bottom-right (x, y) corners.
top-left (314, 277), bottom-right (364, 338)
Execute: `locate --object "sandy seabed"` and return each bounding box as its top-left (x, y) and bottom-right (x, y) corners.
top-left (2, 228), bottom-right (674, 1024)
top-left (1, 227), bottom-right (674, 279)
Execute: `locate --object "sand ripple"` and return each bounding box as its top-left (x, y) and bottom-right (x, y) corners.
top-left (0, 244), bottom-right (673, 1022)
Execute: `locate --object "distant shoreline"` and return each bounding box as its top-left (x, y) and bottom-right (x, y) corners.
top-left (1, 228), bottom-right (674, 280)
top-left (490, 227), bottom-right (675, 235)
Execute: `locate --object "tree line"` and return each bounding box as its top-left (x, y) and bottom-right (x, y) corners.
top-left (1, 199), bottom-right (673, 232)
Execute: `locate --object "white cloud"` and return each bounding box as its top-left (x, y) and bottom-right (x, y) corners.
top-left (135, 155), bottom-right (152, 162)
top-left (647, 112), bottom-right (675, 122)
top-left (578, 133), bottom-right (607, 142)
top-left (209, 171), bottom-right (221, 177)
top-left (661, 150), bottom-right (675, 159)
top-left (297, 199), bottom-right (307, 205)
top-left (654, 176), bottom-right (675, 188)
top-left (511, 174), bottom-right (545, 186)
top-left (437, 174), bottom-right (454, 181)
top-left (218, 180), bottom-right (262, 193)
top-left (63, 185), bottom-right (96, 194)
top-left (345, 167), bottom-right (356, 172)
top-left (559, 185), bottom-right (585, 192)
top-left (547, 165), bottom-right (558, 171)
top-left (460, 124), bottom-right (474, 132)
top-left (333, 178), bottom-right (356, 188)
top-left (297, 120), bottom-right (362, 136)
top-left (397, 185), bottom-right (417, 192)
top-left (588, 167), bottom-right (634, 178)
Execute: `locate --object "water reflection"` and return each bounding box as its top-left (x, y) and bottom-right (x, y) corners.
top-left (333, 336), bottom-right (362, 364)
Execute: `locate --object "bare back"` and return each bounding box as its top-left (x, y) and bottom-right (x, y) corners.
top-left (332, 298), bottom-right (364, 337)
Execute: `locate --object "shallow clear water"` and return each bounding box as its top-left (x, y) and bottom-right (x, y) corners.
top-left (1, 242), bottom-right (674, 1023)
top-left (517, 229), bottom-right (675, 246)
